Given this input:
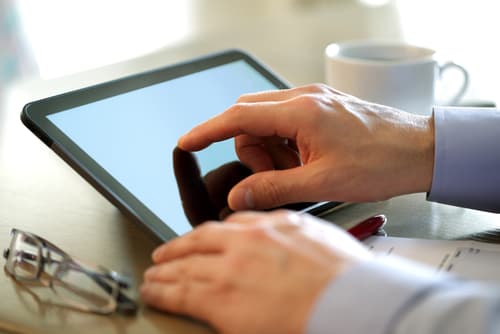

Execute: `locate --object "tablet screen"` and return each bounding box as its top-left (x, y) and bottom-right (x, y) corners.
top-left (46, 59), bottom-right (278, 236)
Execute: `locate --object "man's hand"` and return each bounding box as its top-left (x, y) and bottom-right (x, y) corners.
top-left (141, 210), bottom-right (372, 334)
top-left (178, 84), bottom-right (435, 210)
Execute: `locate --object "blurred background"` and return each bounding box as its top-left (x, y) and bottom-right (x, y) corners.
top-left (1, 0), bottom-right (499, 114)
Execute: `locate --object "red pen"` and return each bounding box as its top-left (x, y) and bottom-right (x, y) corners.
top-left (347, 214), bottom-right (387, 241)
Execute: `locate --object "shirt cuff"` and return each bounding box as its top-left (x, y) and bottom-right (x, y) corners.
top-left (428, 107), bottom-right (500, 213)
top-left (306, 256), bottom-right (445, 334)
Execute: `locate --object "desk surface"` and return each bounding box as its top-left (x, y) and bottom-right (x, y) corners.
top-left (1, 1), bottom-right (500, 333)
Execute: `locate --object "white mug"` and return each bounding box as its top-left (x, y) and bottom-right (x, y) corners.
top-left (324, 41), bottom-right (469, 115)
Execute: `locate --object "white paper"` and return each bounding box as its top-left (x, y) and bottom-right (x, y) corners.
top-left (363, 236), bottom-right (500, 283)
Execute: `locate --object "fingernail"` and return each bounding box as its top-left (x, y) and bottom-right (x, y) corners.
top-left (231, 188), bottom-right (254, 209)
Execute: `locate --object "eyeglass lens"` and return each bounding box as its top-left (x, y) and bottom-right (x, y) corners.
top-left (5, 230), bottom-right (42, 280)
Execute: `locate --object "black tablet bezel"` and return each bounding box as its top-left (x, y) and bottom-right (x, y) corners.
top-left (22, 49), bottom-right (341, 241)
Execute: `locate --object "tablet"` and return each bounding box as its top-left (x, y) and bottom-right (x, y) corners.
top-left (22, 49), bottom-right (343, 241)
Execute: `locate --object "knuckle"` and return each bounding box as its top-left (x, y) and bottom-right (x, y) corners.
top-left (309, 83), bottom-right (330, 93)
top-left (268, 209), bottom-right (303, 233)
top-left (243, 225), bottom-right (270, 241)
top-left (188, 222), bottom-right (218, 242)
top-left (212, 270), bottom-right (235, 294)
top-left (195, 221), bottom-right (221, 235)
top-left (270, 209), bottom-right (298, 222)
top-left (176, 260), bottom-right (191, 277)
top-left (199, 221), bottom-right (220, 230)
top-left (227, 103), bottom-right (245, 117)
top-left (293, 96), bottom-right (327, 126)
top-left (299, 83), bottom-right (331, 95)
top-left (236, 93), bottom-right (251, 103)
top-left (210, 255), bottom-right (243, 293)
top-left (295, 94), bottom-right (321, 110)
top-left (298, 99), bottom-right (326, 126)
top-left (226, 252), bottom-right (248, 272)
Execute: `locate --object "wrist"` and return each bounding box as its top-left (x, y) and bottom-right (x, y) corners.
top-left (382, 110), bottom-right (436, 197)
top-left (415, 114), bottom-right (435, 193)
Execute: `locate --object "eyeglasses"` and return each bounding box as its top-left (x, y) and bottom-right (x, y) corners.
top-left (3, 228), bottom-right (138, 315)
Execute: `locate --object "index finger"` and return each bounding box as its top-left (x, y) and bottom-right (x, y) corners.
top-left (152, 222), bottom-right (240, 263)
top-left (178, 99), bottom-right (301, 151)
top-left (236, 83), bottom-right (349, 103)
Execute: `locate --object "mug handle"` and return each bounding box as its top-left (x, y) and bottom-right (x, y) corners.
top-left (438, 61), bottom-right (469, 105)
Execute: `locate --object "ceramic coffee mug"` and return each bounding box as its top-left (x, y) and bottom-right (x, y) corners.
top-left (324, 41), bottom-right (469, 115)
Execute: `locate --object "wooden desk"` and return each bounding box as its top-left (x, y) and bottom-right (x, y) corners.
top-left (1, 1), bottom-right (499, 332)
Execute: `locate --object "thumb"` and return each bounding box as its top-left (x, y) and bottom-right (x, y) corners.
top-left (227, 167), bottom-right (317, 210)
